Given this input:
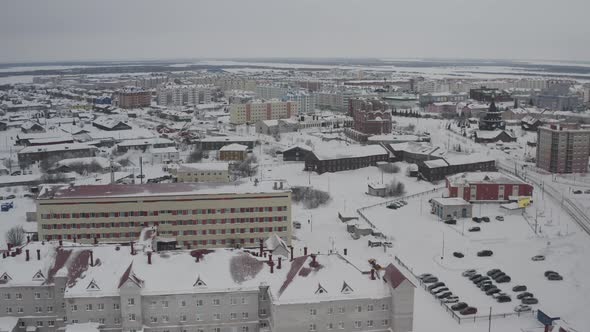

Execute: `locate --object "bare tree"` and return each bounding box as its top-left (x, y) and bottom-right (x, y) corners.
top-left (186, 149), bottom-right (203, 163)
top-left (5, 226), bottom-right (25, 246)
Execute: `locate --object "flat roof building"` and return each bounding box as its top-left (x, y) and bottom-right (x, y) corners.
top-left (536, 124), bottom-right (590, 173)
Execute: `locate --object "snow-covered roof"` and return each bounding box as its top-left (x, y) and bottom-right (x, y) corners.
top-left (199, 136), bottom-right (256, 143)
top-left (0, 317), bottom-right (19, 332)
top-left (118, 137), bottom-right (174, 147)
top-left (150, 147), bottom-right (179, 154)
top-left (38, 181), bottom-right (288, 200)
top-left (313, 145), bottom-right (388, 161)
top-left (389, 142), bottom-right (446, 157)
top-left (55, 157), bottom-right (117, 169)
top-left (474, 130), bottom-right (515, 139)
top-left (64, 323), bottom-right (101, 332)
top-left (92, 117), bottom-right (129, 129)
top-left (447, 172), bottom-right (527, 186)
top-left (423, 154), bottom-right (495, 168)
top-left (219, 143), bottom-right (248, 152)
top-left (431, 197), bottom-right (470, 206)
top-left (18, 143), bottom-right (96, 154)
top-left (178, 162), bottom-right (229, 172)
top-left (265, 233), bottom-right (289, 253)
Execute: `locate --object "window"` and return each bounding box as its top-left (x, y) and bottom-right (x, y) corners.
top-left (180, 300), bottom-right (186, 307)
top-left (34, 292), bottom-right (41, 299)
top-left (4, 293), bottom-right (10, 300)
top-left (35, 306), bottom-right (42, 313)
top-left (381, 303), bottom-right (389, 311)
top-left (338, 306), bottom-right (345, 313)
top-left (367, 304), bottom-right (374, 312)
top-left (355, 305), bottom-right (362, 313)
top-left (5, 308), bottom-right (12, 313)
top-left (113, 303), bottom-right (120, 310)
top-left (231, 297), bottom-right (238, 305)
top-left (17, 307), bottom-right (23, 313)
top-left (212, 328), bottom-right (221, 332)
top-left (15, 293), bottom-right (22, 300)
top-left (309, 323), bottom-right (317, 331)
top-left (180, 315), bottom-right (187, 322)
top-left (367, 320), bottom-right (374, 328)
top-left (36, 321), bottom-right (43, 327)
top-left (241, 297), bottom-right (248, 304)
top-left (99, 318), bottom-right (105, 324)
top-left (98, 303), bottom-right (104, 311)
top-left (241, 327), bottom-right (249, 332)
top-left (382, 319), bottom-right (389, 326)
top-left (162, 315), bottom-right (169, 323)
top-left (328, 307), bottom-right (333, 314)
top-left (128, 298), bottom-right (135, 306)
top-left (230, 313), bottom-right (237, 320)
top-left (196, 314), bottom-right (202, 321)
top-left (212, 298), bottom-right (220, 305)
top-left (86, 304), bottom-right (93, 311)
top-left (242, 312), bottom-right (249, 319)
top-left (162, 300), bottom-right (169, 308)
top-left (128, 314), bottom-right (136, 321)
top-left (150, 317), bottom-right (157, 323)
top-left (310, 308), bottom-right (317, 315)
top-left (338, 322), bottom-right (344, 329)
top-left (196, 299), bottom-right (203, 306)
top-left (354, 321), bottom-right (361, 328)
top-left (114, 318), bottom-right (121, 325)
top-left (71, 305), bottom-right (78, 312)
top-left (47, 306), bottom-right (53, 313)
top-left (213, 313), bottom-right (221, 320)
top-left (48, 321), bottom-right (55, 327)
top-left (327, 323), bottom-right (334, 330)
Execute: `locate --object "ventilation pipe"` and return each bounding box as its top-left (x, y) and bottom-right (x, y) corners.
top-left (370, 269), bottom-right (376, 280)
top-left (130, 242), bottom-right (135, 255)
top-left (36, 249), bottom-right (41, 261)
top-left (268, 254), bottom-right (272, 263)
top-left (147, 251), bottom-right (152, 265)
top-left (304, 247), bottom-right (308, 256)
top-left (90, 251), bottom-right (94, 267)
top-left (25, 249), bottom-right (30, 261)
top-left (277, 257), bottom-right (282, 269)
top-left (290, 246), bottom-right (294, 261)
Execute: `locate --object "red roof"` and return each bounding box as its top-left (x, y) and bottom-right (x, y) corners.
top-left (383, 263), bottom-right (414, 289)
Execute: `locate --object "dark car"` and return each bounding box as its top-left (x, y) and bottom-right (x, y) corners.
top-left (491, 271), bottom-right (505, 279)
top-left (428, 282), bottom-right (445, 290)
top-left (544, 271), bottom-right (558, 277)
top-left (481, 217), bottom-right (490, 222)
top-left (472, 217), bottom-right (481, 223)
top-left (512, 285), bottom-right (527, 292)
top-left (451, 302), bottom-right (468, 311)
top-left (469, 274), bottom-right (482, 281)
top-left (418, 273), bottom-right (434, 280)
top-left (472, 276), bottom-right (490, 284)
top-left (497, 295), bottom-right (512, 303)
top-left (477, 250), bottom-right (493, 257)
top-left (516, 292), bottom-right (533, 300)
top-left (453, 252), bottom-right (464, 258)
top-left (481, 284), bottom-right (496, 291)
top-left (547, 274), bottom-right (563, 281)
top-left (521, 297), bottom-right (539, 305)
top-left (444, 219), bottom-right (457, 225)
top-left (387, 204), bottom-right (399, 210)
top-left (486, 288), bottom-right (501, 295)
top-left (487, 269), bottom-right (501, 276)
top-left (497, 275), bottom-right (511, 283)
top-left (460, 307), bottom-right (478, 315)
top-left (423, 276), bottom-right (439, 283)
top-left (433, 287), bottom-right (449, 295)
top-left (6, 194), bottom-right (15, 199)
top-left (468, 227), bottom-right (481, 232)
top-left (437, 292), bottom-right (452, 299)
top-left (573, 190), bottom-right (583, 194)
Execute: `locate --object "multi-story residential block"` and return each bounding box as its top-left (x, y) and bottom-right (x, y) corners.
top-left (284, 91), bottom-right (316, 114)
top-left (536, 124), bottom-right (590, 173)
top-left (0, 242), bottom-right (415, 332)
top-left (173, 162), bottom-right (231, 183)
top-left (156, 83), bottom-right (212, 106)
top-left (17, 143), bottom-right (97, 167)
top-left (418, 92), bottom-right (468, 106)
top-left (229, 100), bottom-right (298, 125)
top-left (36, 181), bottom-right (292, 248)
top-left (255, 85), bottom-right (289, 100)
top-left (348, 98), bottom-right (392, 135)
top-left (446, 172), bottom-right (533, 202)
top-left (113, 88), bottom-right (152, 109)
top-left (219, 144), bottom-right (248, 161)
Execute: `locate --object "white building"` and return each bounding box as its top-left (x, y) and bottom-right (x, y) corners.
top-left (157, 83), bottom-right (213, 106)
top-left (255, 85), bottom-right (289, 100)
top-left (174, 162), bottom-right (231, 183)
top-left (149, 147), bottom-right (180, 164)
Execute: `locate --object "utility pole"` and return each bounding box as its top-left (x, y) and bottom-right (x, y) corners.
top-left (488, 307), bottom-right (492, 332)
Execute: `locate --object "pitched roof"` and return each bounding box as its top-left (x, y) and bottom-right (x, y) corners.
top-left (383, 263), bottom-right (413, 289)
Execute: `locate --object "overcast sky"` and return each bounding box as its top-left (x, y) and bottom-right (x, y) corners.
top-left (1, 0), bottom-right (589, 63)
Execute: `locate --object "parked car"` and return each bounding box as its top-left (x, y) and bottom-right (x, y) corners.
top-left (547, 274), bottom-right (563, 281)
top-left (477, 250), bottom-right (493, 257)
top-left (486, 288), bottom-right (501, 296)
top-left (293, 221), bottom-right (302, 229)
top-left (437, 292), bottom-right (452, 299)
top-left (453, 252), bottom-right (464, 258)
top-left (432, 287), bottom-right (449, 295)
top-left (444, 297), bottom-right (459, 304)
top-left (495, 216), bottom-right (504, 221)
top-left (481, 217), bottom-right (490, 222)
top-left (472, 276), bottom-right (489, 284)
top-left (573, 190), bottom-right (583, 194)
top-left (544, 271), bottom-right (557, 277)
top-left (472, 217), bottom-right (481, 223)
top-left (460, 307), bottom-right (478, 315)
top-left (387, 203), bottom-right (399, 210)
top-left (469, 274), bottom-right (482, 281)
top-left (514, 304), bottom-right (532, 313)
top-left (492, 292), bottom-right (508, 299)
top-left (462, 269), bottom-right (477, 277)
top-left (477, 280), bottom-right (492, 287)
top-left (521, 297), bottom-right (539, 305)
top-left (497, 275), bottom-right (511, 283)
top-left (23, 193), bottom-right (35, 198)
top-left (481, 284), bottom-right (496, 291)
top-left (11, 171), bottom-right (21, 176)
top-left (451, 302), bottom-right (468, 311)
top-left (6, 194), bottom-right (15, 199)
top-left (444, 219), bottom-right (457, 225)
top-left (512, 285), bottom-right (527, 292)
top-left (517, 292), bottom-right (533, 300)
top-left (585, 189), bottom-right (590, 194)
top-left (418, 273), bottom-right (434, 280)
top-left (468, 227), bottom-right (481, 232)
top-left (427, 282), bottom-right (445, 290)
top-left (497, 295), bottom-right (512, 303)
top-left (531, 255), bottom-right (545, 261)
top-left (423, 276), bottom-right (439, 283)
top-left (491, 271), bottom-right (505, 279)
top-left (487, 269), bottom-right (501, 276)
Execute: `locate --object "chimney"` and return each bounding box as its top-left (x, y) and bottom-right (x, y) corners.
top-left (130, 242), bottom-right (135, 255)
top-left (58, 240), bottom-right (62, 247)
top-left (25, 249), bottom-right (30, 261)
top-left (94, 237), bottom-right (98, 245)
top-left (263, 252), bottom-right (267, 258)
top-left (290, 246), bottom-right (294, 261)
top-left (259, 239), bottom-right (263, 257)
top-left (343, 248), bottom-right (347, 256)
top-left (16, 248), bottom-right (21, 255)
top-left (147, 251), bottom-right (152, 265)
top-left (268, 254), bottom-right (272, 263)
top-left (27, 236), bottom-right (30, 243)
top-left (304, 247), bottom-right (308, 256)
top-left (36, 249), bottom-right (41, 260)
top-left (311, 254), bottom-right (316, 264)
top-left (90, 251), bottom-right (94, 267)
top-left (2, 253), bottom-right (5, 259)
top-left (270, 261), bottom-right (274, 274)
top-left (277, 257), bottom-right (282, 269)
top-left (370, 269), bottom-right (376, 280)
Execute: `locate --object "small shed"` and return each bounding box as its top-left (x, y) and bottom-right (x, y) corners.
top-left (367, 183), bottom-right (387, 197)
top-left (430, 197), bottom-right (472, 220)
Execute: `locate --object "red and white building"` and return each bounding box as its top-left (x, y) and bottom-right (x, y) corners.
top-left (446, 172), bottom-right (533, 202)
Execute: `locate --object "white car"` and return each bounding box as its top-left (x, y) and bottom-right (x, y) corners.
top-left (514, 304), bottom-right (532, 313)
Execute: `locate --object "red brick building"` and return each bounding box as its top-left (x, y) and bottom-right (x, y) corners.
top-left (114, 88), bottom-right (151, 109)
top-left (446, 172), bottom-right (533, 202)
top-left (349, 98), bottom-right (392, 135)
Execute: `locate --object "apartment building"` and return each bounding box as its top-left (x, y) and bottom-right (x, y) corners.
top-left (173, 162), bottom-right (231, 183)
top-left (255, 85), bottom-right (289, 100)
top-left (156, 83), bottom-right (212, 106)
top-left (536, 124), bottom-right (590, 173)
top-left (36, 181), bottom-right (292, 248)
top-left (17, 143), bottom-right (97, 167)
top-left (0, 242), bottom-right (415, 332)
top-left (114, 88), bottom-right (152, 109)
top-left (229, 100), bottom-right (298, 125)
